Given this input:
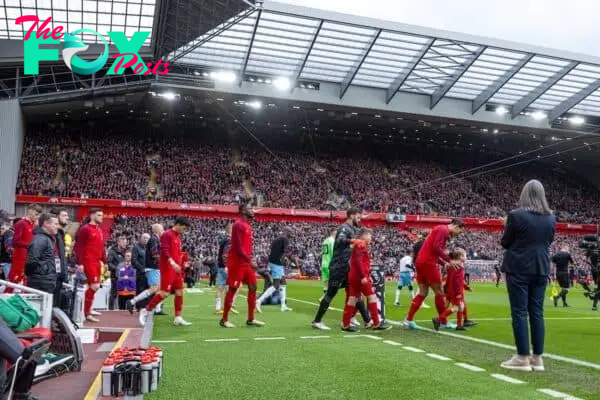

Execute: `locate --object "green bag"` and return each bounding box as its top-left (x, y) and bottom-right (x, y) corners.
top-left (0, 295), bottom-right (40, 332)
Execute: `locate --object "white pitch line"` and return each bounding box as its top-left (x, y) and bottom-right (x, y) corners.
top-left (299, 335), bottom-right (330, 339)
top-left (363, 335), bottom-right (383, 341)
top-left (383, 340), bottom-right (402, 346)
top-left (414, 317), bottom-right (600, 322)
top-left (490, 374), bottom-right (526, 384)
top-left (205, 338), bottom-right (240, 342)
top-left (344, 334), bottom-right (366, 338)
top-left (427, 353), bottom-right (452, 361)
top-left (455, 363), bottom-right (485, 372)
top-left (287, 297), bottom-right (600, 371)
top-left (537, 388), bottom-right (583, 399)
top-left (152, 340), bottom-right (187, 343)
top-left (403, 346), bottom-right (425, 353)
top-left (254, 337), bottom-right (286, 341)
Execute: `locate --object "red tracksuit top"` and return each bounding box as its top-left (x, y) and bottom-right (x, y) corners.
top-left (349, 240), bottom-right (371, 282)
top-left (11, 218), bottom-right (35, 271)
top-left (74, 223), bottom-right (106, 265)
top-left (415, 225), bottom-right (451, 266)
top-left (160, 229), bottom-right (182, 269)
top-left (228, 218), bottom-right (253, 268)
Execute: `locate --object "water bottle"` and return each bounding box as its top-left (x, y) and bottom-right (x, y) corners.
top-left (101, 358), bottom-right (115, 397)
top-left (141, 357), bottom-right (153, 394)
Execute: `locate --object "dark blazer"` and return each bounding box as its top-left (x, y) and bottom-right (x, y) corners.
top-left (25, 228), bottom-right (58, 291)
top-left (56, 227), bottom-right (67, 282)
top-left (501, 208), bottom-right (556, 276)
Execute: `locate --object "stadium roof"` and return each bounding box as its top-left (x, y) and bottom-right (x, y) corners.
top-left (163, 1), bottom-right (600, 126)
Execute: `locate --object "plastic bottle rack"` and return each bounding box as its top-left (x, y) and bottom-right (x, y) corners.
top-left (101, 346), bottom-right (164, 397)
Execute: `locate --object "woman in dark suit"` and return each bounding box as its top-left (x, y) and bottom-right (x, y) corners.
top-left (500, 179), bottom-right (556, 372)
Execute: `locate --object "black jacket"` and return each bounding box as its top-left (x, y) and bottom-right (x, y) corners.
top-left (330, 222), bottom-right (358, 273)
top-left (145, 235), bottom-right (160, 270)
top-left (501, 208), bottom-right (556, 276)
top-left (107, 246), bottom-right (126, 276)
top-left (25, 228), bottom-right (58, 292)
top-left (132, 243), bottom-right (146, 273)
top-left (0, 228), bottom-right (13, 263)
top-left (55, 226), bottom-right (67, 282)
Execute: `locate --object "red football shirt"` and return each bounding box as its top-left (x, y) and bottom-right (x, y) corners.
top-left (415, 225), bottom-right (451, 266)
top-left (159, 228), bottom-right (182, 269)
top-left (228, 218), bottom-right (253, 268)
top-left (11, 218), bottom-right (35, 269)
top-left (445, 265), bottom-right (465, 298)
top-left (349, 241), bottom-right (371, 282)
top-left (74, 223), bottom-right (106, 265)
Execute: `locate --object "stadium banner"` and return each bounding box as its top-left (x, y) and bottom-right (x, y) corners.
top-left (14, 195), bottom-right (598, 234)
top-left (370, 264), bottom-right (386, 322)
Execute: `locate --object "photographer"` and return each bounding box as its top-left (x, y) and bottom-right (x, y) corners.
top-left (551, 247), bottom-right (573, 307)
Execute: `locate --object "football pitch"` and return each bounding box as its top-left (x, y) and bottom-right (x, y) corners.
top-left (147, 281), bottom-right (600, 400)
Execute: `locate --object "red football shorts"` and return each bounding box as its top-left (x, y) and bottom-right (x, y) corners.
top-left (347, 279), bottom-right (375, 297)
top-left (160, 267), bottom-right (184, 293)
top-left (83, 261), bottom-right (102, 285)
top-left (7, 263), bottom-right (25, 284)
top-left (416, 263), bottom-right (442, 286)
top-left (446, 292), bottom-right (464, 306)
top-left (226, 264), bottom-right (257, 289)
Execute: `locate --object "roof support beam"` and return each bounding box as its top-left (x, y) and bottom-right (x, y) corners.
top-left (548, 78), bottom-right (600, 122)
top-left (510, 61), bottom-right (578, 119)
top-left (386, 39), bottom-right (434, 104)
top-left (471, 53), bottom-right (534, 114)
top-left (22, 76), bottom-right (41, 97)
top-left (239, 9), bottom-right (263, 86)
top-left (290, 20), bottom-right (323, 93)
top-left (0, 80), bottom-right (13, 97)
top-left (339, 29), bottom-right (381, 99)
top-left (430, 46), bottom-right (485, 109)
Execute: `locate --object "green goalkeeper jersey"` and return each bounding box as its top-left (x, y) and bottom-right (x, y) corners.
top-left (321, 236), bottom-right (335, 270)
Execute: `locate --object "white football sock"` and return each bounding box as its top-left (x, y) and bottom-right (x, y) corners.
top-left (216, 295), bottom-right (222, 311)
top-left (257, 286), bottom-right (277, 305)
top-left (395, 289), bottom-right (401, 303)
top-left (280, 286), bottom-right (287, 309)
top-left (130, 289), bottom-right (151, 305)
top-left (409, 290), bottom-right (415, 300)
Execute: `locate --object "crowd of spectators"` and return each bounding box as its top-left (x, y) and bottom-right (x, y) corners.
top-left (107, 216), bottom-right (591, 278)
top-left (17, 132), bottom-right (600, 223)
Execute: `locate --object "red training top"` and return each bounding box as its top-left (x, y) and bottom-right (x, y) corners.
top-left (74, 223), bottom-right (106, 265)
top-left (349, 240), bottom-right (371, 282)
top-left (11, 218), bottom-right (35, 270)
top-left (228, 218), bottom-right (253, 268)
top-left (415, 225), bottom-right (451, 266)
top-left (160, 229), bottom-right (182, 270)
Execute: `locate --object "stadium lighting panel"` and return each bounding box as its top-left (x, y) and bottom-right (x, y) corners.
top-left (0, 0), bottom-right (156, 45)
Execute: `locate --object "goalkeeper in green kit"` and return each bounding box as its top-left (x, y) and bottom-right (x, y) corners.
top-left (320, 227), bottom-right (337, 301)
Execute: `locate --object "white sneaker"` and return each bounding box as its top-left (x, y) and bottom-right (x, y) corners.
top-left (350, 318), bottom-right (360, 328)
top-left (255, 303), bottom-right (262, 313)
top-left (139, 308), bottom-right (149, 327)
top-left (312, 321), bottom-right (331, 331)
top-left (421, 303), bottom-right (431, 309)
top-left (173, 316), bottom-right (192, 326)
top-left (86, 315), bottom-right (99, 323)
top-left (281, 305), bottom-right (293, 312)
top-left (90, 310), bottom-right (102, 316)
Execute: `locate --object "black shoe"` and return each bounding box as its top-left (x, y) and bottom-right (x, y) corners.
top-left (373, 322), bottom-right (392, 331)
top-left (563, 303), bottom-right (570, 308)
top-left (593, 306), bottom-right (598, 311)
top-left (432, 317), bottom-right (441, 331)
top-left (126, 300), bottom-right (135, 315)
top-left (456, 326), bottom-right (467, 331)
top-left (154, 310), bottom-right (167, 316)
top-left (463, 320), bottom-right (478, 327)
top-left (553, 296), bottom-right (558, 307)
top-left (341, 326), bottom-right (358, 333)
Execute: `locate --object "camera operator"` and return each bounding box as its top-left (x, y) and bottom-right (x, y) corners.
top-left (551, 246), bottom-right (574, 307)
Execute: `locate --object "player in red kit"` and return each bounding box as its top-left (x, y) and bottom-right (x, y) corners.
top-left (404, 219), bottom-right (465, 329)
top-left (342, 228), bottom-right (391, 332)
top-left (5, 204), bottom-right (42, 293)
top-left (140, 217), bottom-right (192, 327)
top-left (74, 208), bottom-right (107, 322)
top-left (220, 203), bottom-right (264, 328)
top-left (434, 248), bottom-right (469, 331)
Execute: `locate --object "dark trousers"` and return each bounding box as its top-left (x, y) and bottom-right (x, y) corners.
top-left (506, 273), bottom-right (547, 356)
top-left (209, 273), bottom-right (217, 287)
top-left (53, 279), bottom-right (63, 308)
top-left (109, 278), bottom-right (118, 310)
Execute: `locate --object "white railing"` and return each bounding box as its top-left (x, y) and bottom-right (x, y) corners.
top-left (0, 280), bottom-right (53, 328)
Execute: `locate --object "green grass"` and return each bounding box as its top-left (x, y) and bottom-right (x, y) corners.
top-left (146, 281), bottom-right (600, 400)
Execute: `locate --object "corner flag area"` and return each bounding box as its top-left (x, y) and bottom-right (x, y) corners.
top-left (146, 281), bottom-right (599, 400)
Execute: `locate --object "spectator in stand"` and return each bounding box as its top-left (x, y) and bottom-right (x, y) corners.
top-left (500, 180), bottom-right (556, 373)
top-left (116, 249), bottom-right (136, 310)
top-left (107, 234), bottom-right (128, 310)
